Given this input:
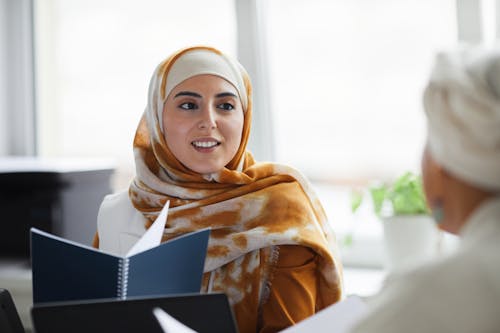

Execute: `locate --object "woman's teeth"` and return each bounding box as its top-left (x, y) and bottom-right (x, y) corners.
top-left (192, 141), bottom-right (219, 148)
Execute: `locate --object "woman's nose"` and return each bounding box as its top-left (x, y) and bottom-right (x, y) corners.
top-left (198, 105), bottom-right (217, 129)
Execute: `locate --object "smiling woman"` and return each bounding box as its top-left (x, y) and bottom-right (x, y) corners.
top-left (94, 46), bottom-right (344, 333)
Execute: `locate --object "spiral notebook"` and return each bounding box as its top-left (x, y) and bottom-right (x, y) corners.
top-left (31, 202), bottom-right (210, 304)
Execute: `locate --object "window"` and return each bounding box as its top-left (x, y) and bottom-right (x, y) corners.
top-left (266, 0), bottom-right (457, 182)
top-left (264, 0), bottom-right (459, 267)
top-left (34, 0), bottom-right (237, 189)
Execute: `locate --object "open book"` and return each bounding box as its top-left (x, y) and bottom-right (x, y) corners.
top-left (31, 202), bottom-right (210, 304)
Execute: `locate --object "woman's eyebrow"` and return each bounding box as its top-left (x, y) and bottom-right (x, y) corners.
top-left (174, 91), bottom-right (202, 98)
top-left (215, 92), bottom-right (238, 98)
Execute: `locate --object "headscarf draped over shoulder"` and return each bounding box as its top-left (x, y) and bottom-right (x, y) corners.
top-left (129, 46), bottom-right (343, 315)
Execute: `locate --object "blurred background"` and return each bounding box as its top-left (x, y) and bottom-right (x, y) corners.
top-left (2, 2), bottom-right (499, 329)
top-left (1, 0), bottom-right (498, 267)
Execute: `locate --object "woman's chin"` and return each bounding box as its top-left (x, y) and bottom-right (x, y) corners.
top-left (188, 163), bottom-right (224, 175)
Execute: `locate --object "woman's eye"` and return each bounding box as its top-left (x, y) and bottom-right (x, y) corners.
top-left (179, 102), bottom-right (197, 110)
top-left (217, 103), bottom-right (234, 111)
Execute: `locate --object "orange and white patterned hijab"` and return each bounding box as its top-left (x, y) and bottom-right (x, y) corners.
top-left (129, 46), bottom-right (343, 315)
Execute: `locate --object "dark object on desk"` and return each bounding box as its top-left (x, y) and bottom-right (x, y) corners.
top-left (31, 293), bottom-right (239, 333)
top-left (0, 288), bottom-right (25, 333)
top-left (0, 158), bottom-right (114, 257)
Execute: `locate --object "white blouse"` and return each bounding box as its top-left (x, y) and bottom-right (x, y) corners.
top-left (96, 190), bottom-right (148, 256)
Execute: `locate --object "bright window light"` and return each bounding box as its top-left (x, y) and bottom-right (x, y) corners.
top-left (266, 0), bottom-right (457, 183)
top-left (34, 0), bottom-right (237, 189)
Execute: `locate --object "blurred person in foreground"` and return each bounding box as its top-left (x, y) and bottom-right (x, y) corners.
top-left (352, 45), bottom-right (500, 332)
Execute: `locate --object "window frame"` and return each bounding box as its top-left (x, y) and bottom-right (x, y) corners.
top-left (0, 0), bottom-right (37, 156)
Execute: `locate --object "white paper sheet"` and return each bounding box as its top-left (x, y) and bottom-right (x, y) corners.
top-left (280, 295), bottom-right (368, 333)
top-left (153, 307), bottom-right (198, 333)
top-left (126, 201), bottom-right (170, 256)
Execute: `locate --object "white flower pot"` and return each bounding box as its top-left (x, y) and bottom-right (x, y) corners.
top-left (382, 215), bottom-right (439, 272)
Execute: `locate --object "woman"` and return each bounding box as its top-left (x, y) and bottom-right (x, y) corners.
top-left (352, 46), bottom-right (500, 332)
top-left (94, 46), bottom-right (343, 333)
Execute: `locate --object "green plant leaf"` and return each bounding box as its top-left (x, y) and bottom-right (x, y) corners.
top-left (342, 233), bottom-right (354, 247)
top-left (350, 190), bottom-right (363, 213)
top-left (352, 171), bottom-right (429, 218)
top-left (388, 172), bottom-right (429, 215)
top-left (369, 185), bottom-right (387, 216)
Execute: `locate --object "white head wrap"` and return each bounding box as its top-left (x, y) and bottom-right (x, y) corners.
top-left (158, 49), bottom-right (248, 132)
top-left (423, 45), bottom-right (500, 191)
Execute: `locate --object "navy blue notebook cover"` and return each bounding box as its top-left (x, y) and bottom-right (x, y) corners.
top-left (31, 205), bottom-right (210, 304)
top-left (31, 293), bottom-right (239, 333)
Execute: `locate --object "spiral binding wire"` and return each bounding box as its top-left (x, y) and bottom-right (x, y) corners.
top-left (116, 258), bottom-right (130, 299)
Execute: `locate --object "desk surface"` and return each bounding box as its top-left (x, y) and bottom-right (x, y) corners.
top-left (343, 266), bottom-right (386, 297)
top-left (0, 156), bottom-right (115, 173)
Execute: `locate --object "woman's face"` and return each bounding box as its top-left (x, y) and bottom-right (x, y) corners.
top-left (162, 74), bottom-right (244, 175)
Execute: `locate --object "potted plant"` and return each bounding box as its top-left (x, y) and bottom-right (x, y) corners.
top-left (353, 172), bottom-right (440, 272)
